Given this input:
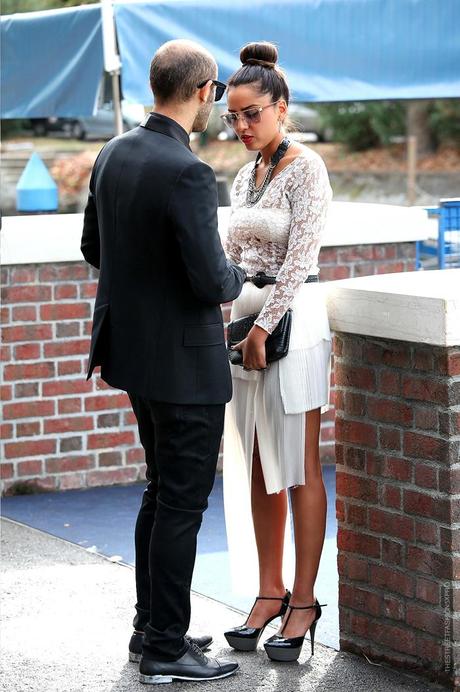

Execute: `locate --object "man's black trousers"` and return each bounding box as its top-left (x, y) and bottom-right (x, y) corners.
top-left (128, 393), bottom-right (225, 661)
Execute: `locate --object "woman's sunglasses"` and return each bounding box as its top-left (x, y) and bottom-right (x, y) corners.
top-left (220, 102), bottom-right (279, 129)
top-left (197, 79), bottom-right (227, 102)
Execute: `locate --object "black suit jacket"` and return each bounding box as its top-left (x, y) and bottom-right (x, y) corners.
top-left (81, 112), bottom-right (246, 404)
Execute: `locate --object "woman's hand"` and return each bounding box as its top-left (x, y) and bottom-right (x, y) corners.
top-left (232, 324), bottom-right (269, 370)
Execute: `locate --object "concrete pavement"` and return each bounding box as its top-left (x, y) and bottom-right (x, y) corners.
top-left (0, 517), bottom-right (446, 692)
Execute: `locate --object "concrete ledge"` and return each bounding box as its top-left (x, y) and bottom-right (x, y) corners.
top-left (327, 268), bottom-right (460, 346)
top-left (1, 202), bottom-right (434, 265)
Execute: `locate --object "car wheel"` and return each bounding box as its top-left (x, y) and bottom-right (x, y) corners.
top-left (71, 122), bottom-right (85, 140)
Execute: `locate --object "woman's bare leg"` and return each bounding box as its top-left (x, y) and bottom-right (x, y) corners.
top-left (246, 432), bottom-right (288, 627)
top-left (280, 407), bottom-right (327, 637)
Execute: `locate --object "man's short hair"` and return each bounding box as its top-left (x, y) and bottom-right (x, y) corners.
top-left (150, 41), bottom-right (216, 103)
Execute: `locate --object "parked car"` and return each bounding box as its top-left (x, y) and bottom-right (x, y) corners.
top-left (31, 102), bottom-right (144, 140)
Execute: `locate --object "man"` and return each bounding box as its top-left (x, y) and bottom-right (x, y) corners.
top-left (81, 39), bottom-right (246, 684)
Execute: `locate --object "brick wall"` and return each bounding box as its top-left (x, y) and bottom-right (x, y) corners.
top-left (1, 242), bottom-right (416, 494)
top-left (334, 332), bottom-right (460, 687)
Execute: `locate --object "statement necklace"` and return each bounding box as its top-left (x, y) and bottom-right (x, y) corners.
top-left (245, 137), bottom-right (291, 207)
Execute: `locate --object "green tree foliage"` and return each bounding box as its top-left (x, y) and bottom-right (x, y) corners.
top-left (2, 0), bottom-right (97, 14)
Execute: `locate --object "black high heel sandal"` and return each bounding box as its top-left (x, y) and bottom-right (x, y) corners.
top-left (264, 598), bottom-right (327, 662)
top-left (224, 590), bottom-right (291, 651)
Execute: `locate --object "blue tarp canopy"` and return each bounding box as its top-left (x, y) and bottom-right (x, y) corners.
top-left (1, 0), bottom-right (459, 118)
top-left (1, 4), bottom-right (103, 118)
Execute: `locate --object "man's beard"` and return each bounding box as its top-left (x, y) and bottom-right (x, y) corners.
top-left (191, 93), bottom-right (214, 133)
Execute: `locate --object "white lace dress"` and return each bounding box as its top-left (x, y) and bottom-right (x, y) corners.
top-left (223, 149), bottom-right (333, 592)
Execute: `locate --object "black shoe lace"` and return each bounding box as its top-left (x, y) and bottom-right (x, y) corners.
top-left (188, 639), bottom-right (207, 664)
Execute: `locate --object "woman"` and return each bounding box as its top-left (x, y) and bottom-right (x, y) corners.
top-left (222, 41), bottom-right (332, 663)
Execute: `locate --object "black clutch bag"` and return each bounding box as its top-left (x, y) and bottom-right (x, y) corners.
top-left (227, 309), bottom-right (292, 366)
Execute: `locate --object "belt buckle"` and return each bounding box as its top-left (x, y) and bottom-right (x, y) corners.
top-left (252, 271), bottom-right (268, 289)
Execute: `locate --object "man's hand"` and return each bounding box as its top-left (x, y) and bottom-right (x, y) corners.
top-left (232, 324), bottom-right (269, 370)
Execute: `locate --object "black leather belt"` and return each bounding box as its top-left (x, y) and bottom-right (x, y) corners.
top-left (245, 271), bottom-right (319, 288)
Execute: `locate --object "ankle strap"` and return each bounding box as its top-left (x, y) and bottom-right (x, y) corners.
top-left (287, 602), bottom-right (327, 610)
top-left (255, 593), bottom-right (289, 602)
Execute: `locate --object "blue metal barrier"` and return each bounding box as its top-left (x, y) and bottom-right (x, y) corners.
top-left (416, 198), bottom-right (460, 269)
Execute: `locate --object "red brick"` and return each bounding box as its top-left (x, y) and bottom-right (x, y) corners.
top-left (44, 339), bottom-right (90, 358)
top-left (446, 351), bottom-right (460, 376)
top-left (59, 474), bottom-right (86, 490)
top-left (16, 422), bottom-right (41, 437)
top-left (44, 416), bottom-right (94, 434)
top-left (45, 455), bottom-right (94, 474)
top-left (1, 345), bottom-right (11, 361)
top-left (40, 303), bottom-right (90, 321)
top-left (339, 583), bottom-right (381, 617)
top-left (383, 455), bottom-right (412, 482)
top-left (336, 418), bottom-right (377, 447)
top-left (416, 637), bottom-right (443, 666)
top-left (376, 245), bottom-right (397, 260)
top-left (4, 362), bottom-right (55, 381)
top-left (1, 384), bottom-right (13, 400)
top-left (333, 335), bottom-right (343, 356)
top-left (58, 360), bottom-right (83, 376)
top-left (414, 406), bottom-right (438, 432)
top-left (369, 564), bottom-right (414, 597)
top-left (5, 439), bottom-right (56, 459)
top-left (343, 447), bottom-right (366, 470)
top-left (342, 392), bottom-right (366, 417)
top-left (97, 413), bottom-right (120, 428)
top-left (337, 471), bottom-right (378, 502)
top-left (365, 451), bottom-right (384, 476)
top-left (39, 264), bottom-right (90, 282)
top-left (335, 364), bottom-right (376, 392)
top-left (14, 382), bottom-right (39, 398)
top-left (124, 411), bottom-right (137, 426)
top-left (406, 546), bottom-right (453, 579)
top-left (1, 285), bottom-right (52, 303)
top-left (98, 451), bottom-right (122, 467)
top-left (1, 306), bottom-right (10, 324)
top-left (382, 484), bottom-right (401, 509)
top-left (376, 262), bottom-right (405, 274)
top-left (346, 503), bottom-right (368, 527)
top-left (415, 520), bottom-right (438, 546)
top-left (439, 411), bottom-right (460, 436)
top-left (10, 267), bottom-right (37, 283)
top-left (369, 508), bottom-right (414, 541)
top-left (403, 431), bottom-right (448, 462)
top-left (12, 305), bottom-right (37, 321)
top-left (441, 527), bottom-right (460, 552)
top-left (319, 247), bottom-right (339, 263)
top-left (347, 556), bottom-right (369, 582)
top-left (56, 323), bottom-right (80, 338)
top-left (336, 498), bottom-right (345, 522)
top-left (382, 594), bottom-right (405, 621)
top-left (406, 604), bottom-right (444, 637)
top-left (3, 400), bottom-right (55, 420)
top-left (84, 393), bottom-right (130, 411)
top-left (368, 398), bottom-right (412, 426)
top-left (42, 379), bottom-right (93, 396)
top-left (382, 538), bottom-right (403, 565)
top-left (13, 343), bottom-right (41, 360)
top-left (438, 467), bottom-right (460, 494)
top-left (58, 398), bottom-right (82, 414)
top-left (368, 620), bottom-right (416, 656)
top-left (415, 578), bottom-right (440, 605)
top-left (2, 324), bottom-right (52, 343)
top-left (414, 348), bottom-right (434, 372)
top-left (88, 431), bottom-right (135, 449)
top-left (319, 266), bottom-right (351, 281)
top-left (379, 428), bottom-right (401, 452)
top-left (1, 423), bottom-right (14, 439)
top-left (95, 377), bottom-right (111, 390)
top-left (379, 371), bottom-right (401, 396)
top-left (353, 263), bottom-right (376, 277)
top-left (17, 460), bottom-right (43, 476)
top-left (337, 246), bottom-right (374, 262)
top-left (403, 489), bottom-right (450, 522)
top-left (402, 375), bottom-right (448, 405)
top-left (1, 463), bottom-right (14, 480)
top-left (126, 447), bottom-right (144, 464)
top-left (60, 437), bottom-right (83, 453)
top-left (80, 282), bottom-right (98, 298)
top-left (337, 528), bottom-right (380, 558)
top-left (414, 464), bottom-right (438, 489)
top-left (348, 612), bottom-right (371, 639)
top-left (54, 284), bottom-right (78, 300)
top-left (86, 467), bottom-right (139, 487)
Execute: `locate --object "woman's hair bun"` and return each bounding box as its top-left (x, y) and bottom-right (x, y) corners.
top-left (240, 42), bottom-right (278, 69)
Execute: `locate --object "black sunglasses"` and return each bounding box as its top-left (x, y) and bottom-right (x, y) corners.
top-left (197, 79), bottom-right (227, 102)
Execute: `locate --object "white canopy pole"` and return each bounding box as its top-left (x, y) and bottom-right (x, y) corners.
top-left (101, 0), bottom-right (123, 136)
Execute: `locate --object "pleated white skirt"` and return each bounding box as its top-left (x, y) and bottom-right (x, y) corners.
top-left (223, 280), bottom-right (332, 594)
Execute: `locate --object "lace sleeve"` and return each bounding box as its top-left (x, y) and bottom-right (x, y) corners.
top-left (254, 155), bottom-right (332, 334)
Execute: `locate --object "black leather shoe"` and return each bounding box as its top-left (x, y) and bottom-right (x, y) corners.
top-left (139, 641), bottom-right (238, 684)
top-left (264, 598), bottom-right (327, 662)
top-left (129, 631), bottom-right (213, 663)
top-left (224, 590), bottom-right (291, 651)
